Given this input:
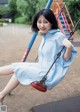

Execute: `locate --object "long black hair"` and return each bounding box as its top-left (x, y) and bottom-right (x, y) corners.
top-left (32, 9), bottom-right (58, 32)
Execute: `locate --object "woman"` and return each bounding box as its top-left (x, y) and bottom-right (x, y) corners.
top-left (0, 9), bottom-right (77, 104)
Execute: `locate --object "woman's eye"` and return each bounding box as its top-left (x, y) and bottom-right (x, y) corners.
top-left (37, 21), bottom-right (41, 23)
top-left (37, 21), bottom-right (48, 24)
top-left (44, 21), bottom-right (48, 23)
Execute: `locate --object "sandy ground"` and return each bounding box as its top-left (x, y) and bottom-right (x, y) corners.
top-left (0, 24), bottom-right (80, 112)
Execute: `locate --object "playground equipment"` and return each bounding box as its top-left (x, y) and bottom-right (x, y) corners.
top-left (51, 0), bottom-right (74, 39)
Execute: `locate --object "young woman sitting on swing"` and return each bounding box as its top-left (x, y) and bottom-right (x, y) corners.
top-left (0, 9), bottom-right (77, 104)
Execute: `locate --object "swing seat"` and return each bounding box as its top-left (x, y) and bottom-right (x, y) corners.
top-left (31, 82), bottom-right (47, 92)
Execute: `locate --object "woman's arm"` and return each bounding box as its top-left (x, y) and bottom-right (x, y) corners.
top-left (62, 38), bottom-right (72, 61)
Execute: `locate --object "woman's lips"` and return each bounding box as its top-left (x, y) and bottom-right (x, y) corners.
top-left (40, 28), bottom-right (46, 31)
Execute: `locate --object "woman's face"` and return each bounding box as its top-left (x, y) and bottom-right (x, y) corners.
top-left (37, 15), bottom-right (52, 34)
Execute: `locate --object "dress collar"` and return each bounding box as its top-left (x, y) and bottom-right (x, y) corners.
top-left (48, 29), bottom-right (61, 34)
top-left (43, 29), bottom-right (61, 38)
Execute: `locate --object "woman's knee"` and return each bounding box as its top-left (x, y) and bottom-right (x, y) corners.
top-left (0, 65), bottom-right (14, 75)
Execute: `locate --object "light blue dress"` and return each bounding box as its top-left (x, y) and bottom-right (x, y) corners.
top-left (11, 29), bottom-right (77, 90)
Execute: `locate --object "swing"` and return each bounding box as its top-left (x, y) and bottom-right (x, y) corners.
top-left (31, 19), bottom-right (80, 92)
top-left (31, 80), bottom-right (47, 92)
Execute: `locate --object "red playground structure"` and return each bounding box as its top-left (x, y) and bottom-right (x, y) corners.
top-left (51, 0), bottom-right (74, 40)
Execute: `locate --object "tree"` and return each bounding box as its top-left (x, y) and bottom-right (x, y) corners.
top-left (16, 0), bottom-right (27, 16)
top-left (63, 0), bottom-right (80, 24)
top-left (16, 0), bottom-right (38, 24)
top-left (36, 0), bottom-right (48, 12)
top-left (8, 0), bottom-right (17, 21)
top-left (0, 5), bottom-right (9, 18)
top-left (68, 0), bottom-right (80, 24)
top-left (25, 0), bottom-right (39, 23)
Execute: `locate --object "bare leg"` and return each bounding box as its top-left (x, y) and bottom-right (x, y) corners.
top-left (0, 75), bottom-right (19, 102)
top-left (0, 65), bottom-right (14, 75)
top-left (0, 65), bottom-right (19, 102)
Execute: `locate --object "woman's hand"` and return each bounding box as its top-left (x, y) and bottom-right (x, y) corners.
top-left (62, 38), bottom-right (72, 61)
top-left (62, 38), bottom-right (72, 48)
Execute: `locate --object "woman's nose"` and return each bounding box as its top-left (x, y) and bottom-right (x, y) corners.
top-left (41, 23), bottom-right (44, 27)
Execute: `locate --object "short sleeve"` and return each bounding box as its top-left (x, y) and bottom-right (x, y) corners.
top-left (56, 32), bottom-right (77, 67)
top-left (61, 45), bottom-right (77, 67)
top-left (57, 32), bottom-right (66, 46)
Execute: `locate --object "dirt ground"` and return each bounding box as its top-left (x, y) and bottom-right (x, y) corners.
top-left (0, 24), bottom-right (80, 112)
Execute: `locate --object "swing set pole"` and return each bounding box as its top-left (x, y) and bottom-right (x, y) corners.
top-left (21, 0), bottom-right (53, 62)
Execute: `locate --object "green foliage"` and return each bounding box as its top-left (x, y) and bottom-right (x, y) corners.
top-left (16, 0), bottom-right (38, 24)
top-left (0, 22), bottom-right (3, 26)
top-left (26, 0), bottom-right (38, 22)
top-left (1, 0), bottom-right (80, 25)
top-left (8, 0), bottom-right (17, 13)
top-left (36, 0), bottom-right (48, 12)
top-left (15, 16), bottom-right (27, 24)
top-left (0, 5), bottom-right (9, 16)
top-left (63, 0), bottom-right (80, 25)
top-left (8, 0), bottom-right (17, 21)
top-left (11, 0), bottom-right (48, 24)
top-left (3, 0), bottom-right (48, 24)
top-left (68, 0), bottom-right (80, 24)
top-left (16, 0), bottom-right (27, 16)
